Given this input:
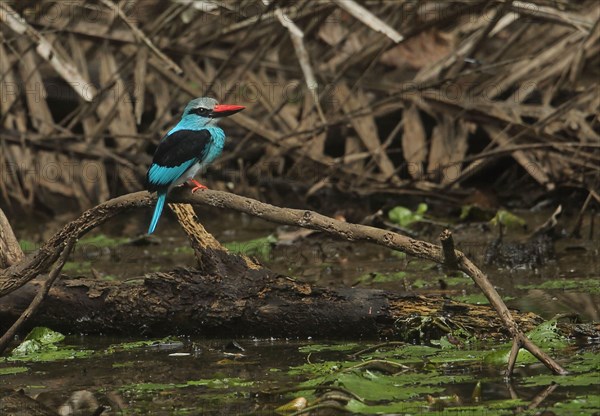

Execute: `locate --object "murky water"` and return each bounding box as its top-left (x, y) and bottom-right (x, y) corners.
top-left (1, 208), bottom-right (598, 415)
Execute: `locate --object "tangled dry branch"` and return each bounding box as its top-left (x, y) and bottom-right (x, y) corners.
top-left (0, 0), bottom-right (598, 211)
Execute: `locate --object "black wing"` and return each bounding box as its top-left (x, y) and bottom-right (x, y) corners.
top-left (151, 129), bottom-right (212, 167)
top-left (145, 129), bottom-right (211, 191)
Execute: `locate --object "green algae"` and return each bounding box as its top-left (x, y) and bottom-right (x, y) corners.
top-left (224, 235), bottom-right (277, 259)
top-left (517, 278), bottom-right (600, 294)
top-left (0, 366), bottom-right (29, 375)
top-left (7, 327), bottom-right (93, 362)
top-left (285, 331), bottom-right (598, 415)
top-left (298, 343), bottom-right (361, 353)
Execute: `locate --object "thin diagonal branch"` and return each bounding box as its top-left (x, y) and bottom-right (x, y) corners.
top-left (0, 237), bottom-right (76, 354)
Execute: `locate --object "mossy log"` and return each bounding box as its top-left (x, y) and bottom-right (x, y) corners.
top-left (0, 266), bottom-right (542, 340)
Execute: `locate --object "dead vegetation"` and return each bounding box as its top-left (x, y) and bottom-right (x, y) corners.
top-left (0, 0), bottom-right (599, 211)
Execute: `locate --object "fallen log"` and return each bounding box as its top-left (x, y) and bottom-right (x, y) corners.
top-left (0, 267), bottom-right (542, 340)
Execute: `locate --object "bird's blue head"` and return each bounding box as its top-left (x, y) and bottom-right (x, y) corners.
top-left (181, 97), bottom-right (245, 127)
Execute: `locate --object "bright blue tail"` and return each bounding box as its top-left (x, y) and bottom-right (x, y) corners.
top-left (148, 192), bottom-right (167, 234)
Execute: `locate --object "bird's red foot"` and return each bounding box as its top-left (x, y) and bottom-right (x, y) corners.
top-left (188, 179), bottom-right (208, 193)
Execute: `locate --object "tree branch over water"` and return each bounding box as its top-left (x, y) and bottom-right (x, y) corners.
top-left (0, 189), bottom-right (567, 375)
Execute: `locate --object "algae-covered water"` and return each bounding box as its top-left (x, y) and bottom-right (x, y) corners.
top-left (1, 208), bottom-right (599, 415)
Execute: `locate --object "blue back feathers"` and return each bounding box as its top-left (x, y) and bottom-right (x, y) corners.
top-left (146, 97), bottom-right (234, 234)
top-left (147, 160), bottom-right (196, 187)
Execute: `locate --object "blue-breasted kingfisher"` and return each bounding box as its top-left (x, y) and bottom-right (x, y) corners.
top-left (145, 97), bottom-right (245, 234)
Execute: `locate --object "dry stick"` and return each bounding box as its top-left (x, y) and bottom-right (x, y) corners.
top-left (0, 190), bottom-right (567, 375)
top-left (509, 1), bottom-right (594, 30)
top-left (266, 0), bottom-right (326, 123)
top-left (349, 341), bottom-right (406, 358)
top-left (440, 230), bottom-right (564, 376)
top-left (461, 255), bottom-right (566, 375)
top-left (0, 238), bottom-right (76, 354)
top-left (0, 208), bottom-right (24, 269)
top-left (570, 189), bottom-right (593, 237)
top-left (332, 0), bottom-right (403, 43)
top-left (444, 0), bottom-right (512, 79)
top-left (0, 2), bottom-right (96, 102)
top-left (203, 1), bottom-right (275, 98)
top-left (439, 229), bottom-right (458, 270)
top-left (506, 336), bottom-right (522, 378)
top-left (98, 0), bottom-right (182, 74)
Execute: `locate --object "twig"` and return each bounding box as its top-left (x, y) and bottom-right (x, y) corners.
top-left (134, 47), bottom-right (149, 125)
top-left (332, 0), bottom-right (403, 43)
top-left (444, 1), bottom-right (513, 79)
top-left (264, 0), bottom-right (326, 123)
top-left (570, 191), bottom-right (593, 237)
top-left (439, 229), bottom-right (459, 271)
top-left (0, 237), bottom-right (76, 354)
top-left (0, 208), bottom-right (24, 269)
top-left (343, 359), bottom-right (409, 372)
top-left (98, 0), bottom-right (183, 74)
top-left (289, 402), bottom-right (349, 416)
top-left (506, 336), bottom-right (522, 378)
top-left (530, 205), bottom-right (562, 238)
top-left (0, 2), bottom-right (96, 101)
top-left (349, 341), bottom-right (406, 358)
top-left (510, 1), bottom-right (594, 31)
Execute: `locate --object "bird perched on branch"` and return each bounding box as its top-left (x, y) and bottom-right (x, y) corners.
top-left (145, 97), bottom-right (245, 234)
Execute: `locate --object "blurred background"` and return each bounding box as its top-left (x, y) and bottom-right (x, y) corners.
top-left (0, 0), bottom-right (598, 218)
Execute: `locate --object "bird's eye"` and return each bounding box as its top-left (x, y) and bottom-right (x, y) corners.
top-left (192, 107), bottom-right (209, 116)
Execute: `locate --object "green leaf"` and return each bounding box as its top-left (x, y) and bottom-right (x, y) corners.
top-left (460, 205), bottom-right (473, 221)
top-left (442, 274), bottom-right (471, 287)
top-left (11, 327), bottom-right (65, 356)
top-left (24, 327), bottom-right (65, 345)
top-left (388, 204), bottom-right (427, 227)
top-left (416, 203), bottom-right (428, 215)
top-left (120, 377), bottom-right (254, 393)
top-left (489, 209), bottom-right (526, 229)
top-left (336, 371), bottom-right (444, 402)
top-left (483, 347), bottom-right (537, 366)
top-left (482, 318), bottom-right (571, 366)
top-left (11, 340), bottom-right (44, 356)
top-left (526, 319), bottom-right (569, 349)
top-left (550, 396), bottom-right (600, 415)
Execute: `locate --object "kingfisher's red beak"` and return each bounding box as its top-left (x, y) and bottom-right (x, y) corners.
top-left (210, 104), bottom-right (245, 118)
